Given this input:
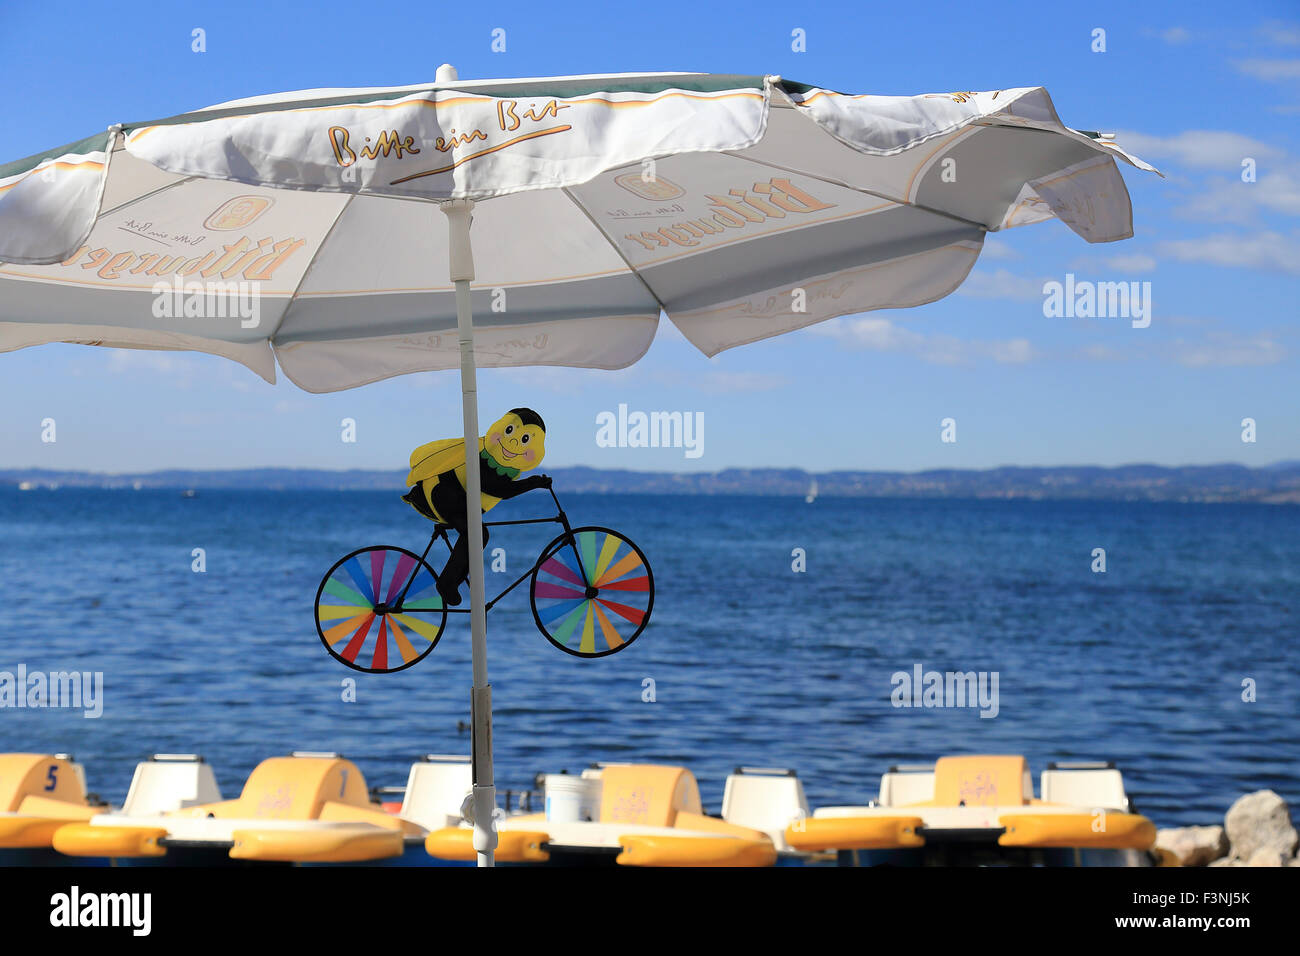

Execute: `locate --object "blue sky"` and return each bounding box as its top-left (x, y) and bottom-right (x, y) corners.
top-left (1, 0), bottom-right (1296, 473)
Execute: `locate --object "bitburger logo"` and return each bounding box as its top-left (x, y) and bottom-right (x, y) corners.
top-left (204, 195), bottom-right (274, 231)
top-left (614, 172), bottom-right (685, 201)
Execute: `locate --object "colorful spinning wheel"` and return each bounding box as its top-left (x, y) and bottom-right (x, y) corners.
top-left (314, 545), bottom-right (446, 673)
top-left (530, 526), bottom-right (654, 658)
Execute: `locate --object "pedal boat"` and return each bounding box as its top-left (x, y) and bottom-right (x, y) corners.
top-left (53, 752), bottom-right (433, 865)
top-left (784, 755), bottom-right (1161, 866)
top-left (0, 754), bottom-right (108, 866)
top-left (426, 763), bottom-right (820, 866)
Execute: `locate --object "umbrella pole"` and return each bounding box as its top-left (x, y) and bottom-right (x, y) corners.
top-left (442, 198), bottom-right (497, 868)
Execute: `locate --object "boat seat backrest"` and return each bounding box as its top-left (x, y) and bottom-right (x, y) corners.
top-left (721, 772), bottom-right (810, 848)
top-left (879, 770), bottom-right (936, 807)
top-left (1040, 767), bottom-right (1128, 811)
top-left (70, 761), bottom-right (89, 796)
top-left (0, 754), bottom-right (88, 811)
top-left (932, 755), bottom-right (1029, 807)
top-left (175, 756), bottom-right (369, 820)
top-left (121, 759), bottom-right (222, 816)
top-left (598, 765), bottom-right (701, 827)
top-left (400, 759), bottom-right (473, 830)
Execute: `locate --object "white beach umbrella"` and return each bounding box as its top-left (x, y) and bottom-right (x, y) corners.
top-left (0, 66), bottom-right (1155, 864)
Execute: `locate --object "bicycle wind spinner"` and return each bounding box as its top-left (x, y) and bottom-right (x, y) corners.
top-left (314, 409), bottom-right (654, 672)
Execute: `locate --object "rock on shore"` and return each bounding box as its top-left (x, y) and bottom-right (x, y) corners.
top-left (1159, 790), bottom-right (1298, 867)
top-left (1155, 825), bottom-right (1228, 867)
top-left (1226, 790), bottom-right (1298, 860)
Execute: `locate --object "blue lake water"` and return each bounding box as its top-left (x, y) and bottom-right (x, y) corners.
top-left (1, 488), bottom-right (1296, 827)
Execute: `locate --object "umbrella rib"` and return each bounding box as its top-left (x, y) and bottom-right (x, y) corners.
top-left (559, 186), bottom-right (667, 313)
top-left (720, 151), bottom-right (990, 233)
top-left (266, 192), bottom-right (356, 344)
top-left (96, 174), bottom-right (202, 219)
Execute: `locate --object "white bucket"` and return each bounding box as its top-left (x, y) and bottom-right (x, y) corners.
top-left (544, 774), bottom-right (599, 822)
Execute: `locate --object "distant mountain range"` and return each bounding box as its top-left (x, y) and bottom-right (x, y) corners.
top-left (4, 462), bottom-right (1300, 503)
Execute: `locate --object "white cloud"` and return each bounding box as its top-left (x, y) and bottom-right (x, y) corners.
top-left (812, 316), bottom-right (924, 350)
top-left (487, 365), bottom-right (631, 394)
top-left (1159, 314), bottom-right (1216, 329)
top-left (1172, 333), bottom-right (1287, 367)
top-left (1113, 130), bottom-right (1284, 169)
top-left (956, 268), bottom-right (1045, 301)
top-left (104, 349), bottom-right (200, 389)
top-left (979, 237), bottom-right (1020, 261)
top-left (405, 370), bottom-right (464, 391)
top-left (107, 349), bottom-right (187, 374)
top-left (639, 367), bottom-right (792, 393)
top-left (1139, 26), bottom-right (1190, 45)
top-left (1076, 327), bottom-right (1290, 367)
top-left (1259, 20), bottom-right (1300, 46)
top-left (1179, 169), bottom-right (1300, 222)
top-left (987, 338), bottom-right (1036, 363)
top-left (1101, 253), bottom-right (1158, 273)
top-left (482, 362), bottom-right (788, 396)
top-left (692, 370), bottom-right (792, 393)
top-left (811, 317), bottom-right (1039, 365)
top-left (103, 347), bottom-right (277, 393)
top-left (1157, 231), bottom-right (1300, 274)
top-left (1079, 344), bottom-right (1132, 362)
top-left (1235, 58), bottom-right (1300, 81)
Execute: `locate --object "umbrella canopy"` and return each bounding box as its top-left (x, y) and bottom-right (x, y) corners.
top-left (0, 69), bottom-right (1156, 866)
top-left (0, 72), bottom-right (1154, 388)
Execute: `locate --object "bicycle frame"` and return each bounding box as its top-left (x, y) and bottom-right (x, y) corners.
top-left (393, 486), bottom-right (589, 614)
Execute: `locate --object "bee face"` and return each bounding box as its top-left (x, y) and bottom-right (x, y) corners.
top-left (488, 412), bottom-right (546, 470)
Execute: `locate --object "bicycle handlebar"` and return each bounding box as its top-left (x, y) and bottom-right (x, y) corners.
top-left (430, 483), bottom-right (567, 535)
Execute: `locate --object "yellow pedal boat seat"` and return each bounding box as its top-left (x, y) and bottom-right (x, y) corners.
top-left (173, 754), bottom-right (417, 833)
top-left (785, 754), bottom-right (1158, 855)
top-left (928, 755), bottom-right (1032, 807)
top-left (598, 764), bottom-right (702, 826)
top-left (598, 765), bottom-right (773, 865)
top-left (426, 763), bottom-right (776, 866)
top-left (56, 754), bottom-right (414, 863)
top-left (0, 754), bottom-right (104, 849)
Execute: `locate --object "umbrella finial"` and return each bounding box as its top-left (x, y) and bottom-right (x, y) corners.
top-left (436, 63), bottom-right (459, 84)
